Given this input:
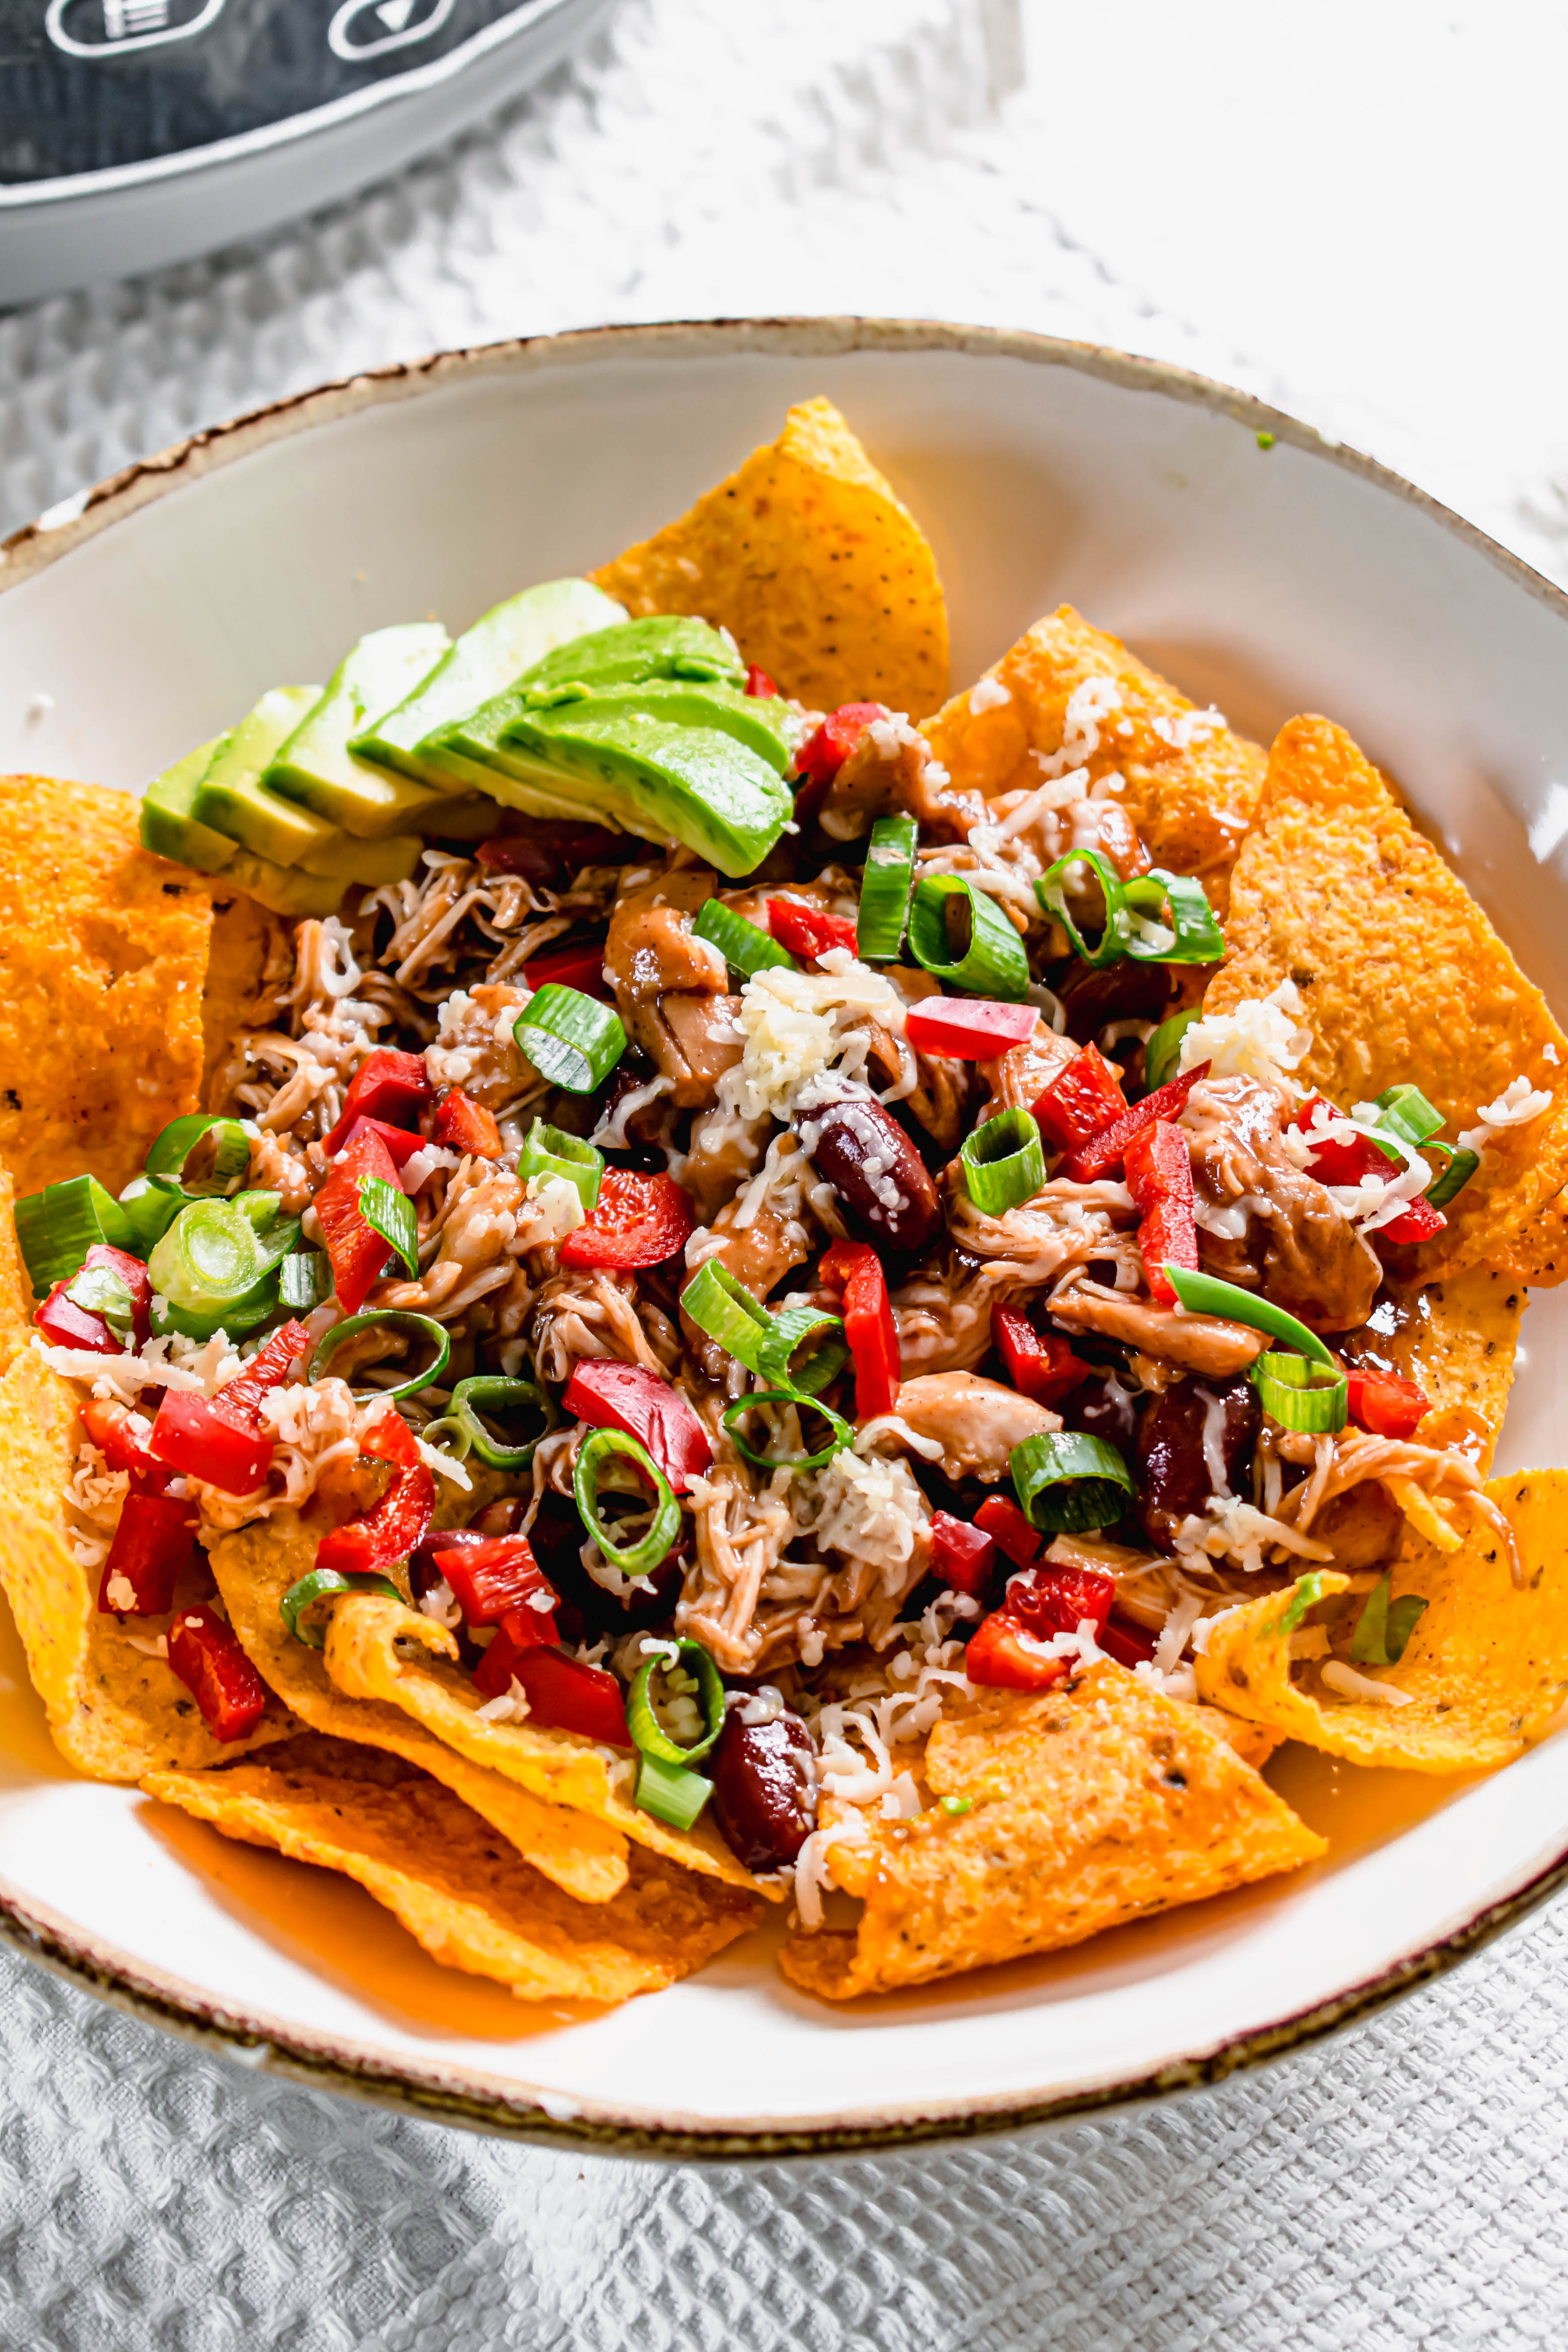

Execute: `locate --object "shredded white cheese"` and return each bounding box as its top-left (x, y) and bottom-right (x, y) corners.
top-left (1458, 1073), bottom-right (1554, 1153)
top-left (1178, 979), bottom-right (1311, 1089)
top-left (707, 950), bottom-right (906, 1128)
top-left (1319, 1659), bottom-right (1416, 1708)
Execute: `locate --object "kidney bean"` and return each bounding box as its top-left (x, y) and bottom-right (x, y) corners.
top-left (1057, 958), bottom-right (1172, 1046)
top-left (801, 1095), bottom-right (941, 1253)
top-left (710, 1705), bottom-right (816, 1873)
top-left (1135, 1374), bottom-right (1260, 1550)
top-left (407, 1524), bottom-right (486, 1602)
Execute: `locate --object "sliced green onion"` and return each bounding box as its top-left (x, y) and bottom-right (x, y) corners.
top-left (1121, 870), bottom-right (1226, 964)
top-left (1372, 1084), bottom-right (1445, 1150)
top-left (1162, 1264), bottom-right (1337, 1369)
top-left (1250, 1350), bottom-right (1348, 1434)
top-left (939, 1795), bottom-right (972, 1819)
top-left (573, 1426), bottom-right (681, 1577)
top-left (280, 1249), bottom-right (334, 1313)
top-left (627, 1637), bottom-right (724, 1765)
top-left (308, 1309), bottom-right (451, 1401)
top-left (909, 873), bottom-right (1031, 1000)
top-left (519, 1118), bottom-right (603, 1214)
top-left (235, 1190), bottom-right (283, 1233)
top-left (118, 1174), bottom-right (184, 1258)
top-left (755, 1305), bottom-right (848, 1397)
top-left (692, 898), bottom-right (797, 980)
top-left (65, 1264), bottom-right (135, 1340)
top-left (145, 1112), bottom-right (252, 1198)
top-left (962, 1107), bottom-right (1045, 1215)
top-left (1276, 1570), bottom-right (1333, 1637)
top-left (1349, 1572), bottom-right (1428, 1667)
top-left (148, 1199), bottom-right (261, 1314)
top-left (856, 814), bottom-right (918, 959)
top-left (722, 1391), bottom-right (852, 1472)
top-left (513, 984), bottom-right (627, 1092)
top-left (12, 1174), bottom-right (134, 1297)
top-left (1144, 1007), bottom-right (1199, 1092)
top-left (280, 1567), bottom-right (403, 1648)
top-left (1425, 1146), bottom-right (1481, 1209)
top-left (633, 1754), bottom-right (713, 1830)
top-left (1010, 1431), bottom-right (1134, 1535)
top-left (1035, 849), bottom-right (1129, 968)
top-left (419, 1416), bottom-right (473, 1461)
top-left (358, 1175), bottom-right (418, 1279)
top-left (452, 1375), bottom-right (557, 1470)
top-left (680, 1258), bottom-right (773, 1369)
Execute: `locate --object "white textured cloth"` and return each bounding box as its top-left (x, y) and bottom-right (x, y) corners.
top-left (4, 3), bottom-right (1568, 2344)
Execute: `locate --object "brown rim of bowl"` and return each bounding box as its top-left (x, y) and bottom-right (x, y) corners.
top-left (4, 314), bottom-right (1567, 2162)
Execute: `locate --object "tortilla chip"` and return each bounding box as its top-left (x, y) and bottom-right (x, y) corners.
top-left (0, 1346), bottom-right (288, 1778)
top-left (1342, 1266), bottom-right (1523, 1472)
top-left (1195, 1467), bottom-right (1568, 1773)
top-left (919, 607), bottom-right (1267, 903)
top-left (591, 397), bottom-right (948, 719)
top-left (201, 882), bottom-right (287, 1106)
top-left (143, 1732), bottom-right (757, 2005)
top-left (209, 1515), bottom-right (632, 1905)
top-left (1206, 716), bottom-right (1568, 1284)
top-left (0, 1167), bottom-right (34, 1373)
top-left (0, 776), bottom-right (213, 1199)
top-left (322, 1591), bottom-right (769, 1897)
top-left (779, 1663), bottom-right (1324, 2000)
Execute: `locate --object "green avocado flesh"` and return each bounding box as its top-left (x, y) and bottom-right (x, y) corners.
top-left (430, 618), bottom-right (796, 877)
top-left (140, 738), bottom-right (237, 873)
top-left (265, 622), bottom-right (472, 840)
top-left (192, 686), bottom-right (333, 867)
top-left (354, 578), bottom-right (627, 798)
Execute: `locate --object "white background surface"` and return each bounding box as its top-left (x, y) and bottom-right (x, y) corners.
top-left (4, 1), bottom-right (1568, 2342)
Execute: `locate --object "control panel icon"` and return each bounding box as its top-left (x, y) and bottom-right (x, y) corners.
top-left (327, 0), bottom-right (455, 59)
top-left (45, 0), bottom-right (226, 53)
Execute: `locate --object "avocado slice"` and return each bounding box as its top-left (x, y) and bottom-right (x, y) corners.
top-left (192, 687), bottom-right (338, 868)
top-left (426, 619), bottom-right (796, 877)
top-left (222, 853), bottom-right (348, 919)
top-left (265, 623), bottom-right (473, 840)
top-left (140, 737), bottom-right (238, 872)
top-left (355, 578), bottom-right (627, 799)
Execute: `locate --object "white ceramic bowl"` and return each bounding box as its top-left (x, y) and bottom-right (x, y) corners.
top-left (3, 320), bottom-right (1568, 2159)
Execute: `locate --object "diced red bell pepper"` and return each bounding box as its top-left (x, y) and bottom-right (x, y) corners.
top-left (98, 1491), bottom-right (197, 1617)
top-left (335, 1115), bottom-right (426, 1171)
top-left (795, 702), bottom-right (887, 790)
top-left (559, 1170), bottom-right (695, 1271)
top-left (930, 1510), bottom-right (999, 1601)
top-left (745, 666), bottom-right (780, 699)
top-left (211, 1319), bottom-right (312, 1435)
top-left (1033, 1043), bottom-right (1129, 1153)
top-left (768, 898), bottom-right (860, 960)
top-left (82, 1243), bottom-right (153, 1349)
top-left (323, 1049), bottom-right (432, 1154)
top-left (1123, 1117), bottom-right (1198, 1308)
top-left (472, 1601), bottom-right (564, 1697)
top-left (34, 1280), bottom-right (121, 1355)
top-left (315, 1408), bottom-right (434, 1579)
top-left (819, 1237), bottom-right (900, 1420)
top-left (1098, 1612), bottom-right (1157, 1668)
top-left (433, 1533), bottom-right (558, 1632)
top-left (518, 941), bottom-right (614, 1001)
top-left (167, 1603), bottom-right (270, 1742)
top-left (964, 1611), bottom-right (1070, 1691)
top-left (149, 1391), bottom-right (274, 1497)
top-left (505, 1644), bottom-right (632, 1744)
top-left (904, 998), bottom-right (1039, 1059)
top-left (562, 1359), bottom-right (712, 1493)
top-left (1347, 1368), bottom-right (1431, 1440)
top-left (974, 1493), bottom-right (1043, 1568)
top-left (992, 1305), bottom-right (1091, 1407)
top-left (81, 1397), bottom-right (164, 1488)
top-left (314, 1124), bottom-right (403, 1315)
top-left (432, 1086), bottom-right (503, 1159)
top-left (1294, 1093), bottom-right (1397, 1187)
top-left (1378, 1196), bottom-right (1448, 1246)
top-left (1006, 1562), bottom-right (1116, 1639)
top-left (1056, 1062), bottom-right (1211, 1183)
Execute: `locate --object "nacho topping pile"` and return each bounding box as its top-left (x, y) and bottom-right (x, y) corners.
top-left (3, 399), bottom-right (1568, 2012)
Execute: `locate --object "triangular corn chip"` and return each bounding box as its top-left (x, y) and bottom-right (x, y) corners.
top-left (1195, 1468), bottom-right (1568, 1771)
top-left (209, 1517), bottom-right (632, 1905)
top-left (1206, 716), bottom-right (1568, 1283)
top-left (592, 397), bottom-right (948, 717)
top-left (780, 1662), bottom-right (1324, 2000)
top-left (919, 606), bottom-right (1267, 903)
top-left (144, 1732), bottom-right (757, 2005)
